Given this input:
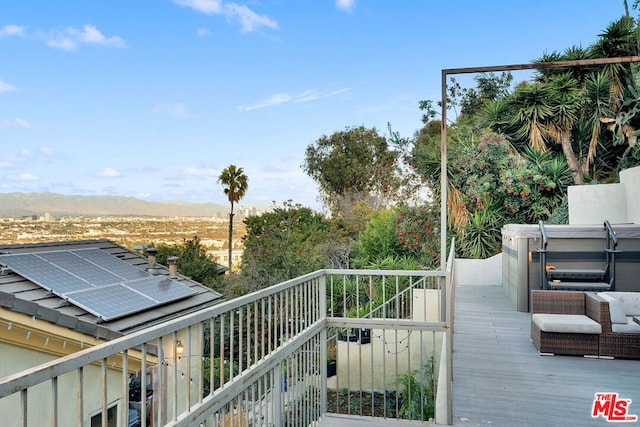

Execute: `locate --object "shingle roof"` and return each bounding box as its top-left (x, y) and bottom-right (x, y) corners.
top-left (0, 239), bottom-right (224, 340)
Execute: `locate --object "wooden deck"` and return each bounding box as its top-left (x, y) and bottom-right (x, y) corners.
top-left (321, 284), bottom-right (640, 426)
top-left (451, 285), bottom-right (640, 426)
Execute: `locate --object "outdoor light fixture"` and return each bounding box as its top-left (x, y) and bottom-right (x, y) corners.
top-left (176, 340), bottom-right (184, 359)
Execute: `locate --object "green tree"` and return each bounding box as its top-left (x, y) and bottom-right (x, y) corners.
top-left (410, 129), bottom-right (572, 257)
top-left (154, 236), bottom-right (223, 290)
top-left (355, 208), bottom-right (406, 265)
top-left (237, 201), bottom-right (332, 294)
top-left (486, 16), bottom-right (640, 184)
top-left (218, 165), bottom-right (248, 271)
top-left (302, 126), bottom-right (401, 215)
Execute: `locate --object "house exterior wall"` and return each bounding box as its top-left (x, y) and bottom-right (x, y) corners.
top-left (568, 183), bottom-right (627, 224)
top-left (621, 165), bottom-right (640, 224)
top-left (0, 314), bottom-right (202, 425)
top-left (0, 342), bottom-right (124, 426)
top-left (330, 290), bottom-right (443, 392)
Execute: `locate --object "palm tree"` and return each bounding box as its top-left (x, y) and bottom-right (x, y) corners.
top-left (218, 165), bottom-right (248, 271)
top-left (486, 17), bottom-right (639, 184)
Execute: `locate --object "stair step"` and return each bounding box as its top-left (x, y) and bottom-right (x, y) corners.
top-left (548, 281), bottom-right (611, 291)
top-left (546, 268), bottom-right (605, 280)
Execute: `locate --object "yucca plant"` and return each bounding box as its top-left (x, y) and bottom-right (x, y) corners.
top-left (459, 208), bottom-right (503, 259)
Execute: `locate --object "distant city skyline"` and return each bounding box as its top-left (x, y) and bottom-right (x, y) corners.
top-left (0, 0), bottom-right (628, 211)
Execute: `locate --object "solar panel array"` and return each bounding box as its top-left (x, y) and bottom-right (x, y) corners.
top-left (0, 248), bottom-right (197, 321)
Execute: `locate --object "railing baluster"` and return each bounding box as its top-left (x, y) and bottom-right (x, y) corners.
top-left (21, 388), bottom-right (27, 427)
top-left (121, 349), bottom-right (129, 427)
top-left (209, 317), bottom-right (215, 396)
top-left (172, 332), bottom-right (178, 421)
top-left (219, 314), bottom-right (225, 389)
top-left (229, 312), bottom-right (235, 383)
top-left (186, 325), bottom-right (191, 410)
top-left (197, 323), bottom-right (203, 404)
top-left (141, 343), bottom-right (147, 427)
top-left (238, 306), bottom-right (243, 376)
top-left (156, 335), bottom-right (164, 426)
top-left (100, 359), bottom-right (107, 427)
top-left (51, 376), bottom-right (58, 427)
top-left (76, 367), bottom-right (83, 427)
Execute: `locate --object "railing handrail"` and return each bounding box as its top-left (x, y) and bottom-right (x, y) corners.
top-left (0, 261), bottom-right (456, 426)
top-left (324, 268), bottom-right (446, 277)
top-left (604, 219), bottom-right (618, 250)
top-left (538, 220), bottom-right (548, 252)
top-left (0, 268), bottom-right (446, 398)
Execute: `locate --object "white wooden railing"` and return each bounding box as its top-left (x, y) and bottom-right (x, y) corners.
top-left (0, 246), bottom-right (455, 426)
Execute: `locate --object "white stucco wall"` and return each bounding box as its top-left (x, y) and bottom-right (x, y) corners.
top-left (0, 324), bottom-right (203, 426)
top-left (330, 289), bottom-right (442, 392)
top-left (0, 342), bottom-right (123, 426)
top-left (621, 166), bottom-right (640, 224)
top-left (453, 253), bottom-right (502, 286)
top-left (568, 183), bottom-right (628, 224)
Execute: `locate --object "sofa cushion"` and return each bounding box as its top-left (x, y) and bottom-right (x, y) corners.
top-left (532, 313), bottom-right (602, 334)
top-left (606, 292), bottom-right (640, 316)
top-left (598, 292), bottom-right (628, 324)
top-left (611, 317), bottom-right (640, 333)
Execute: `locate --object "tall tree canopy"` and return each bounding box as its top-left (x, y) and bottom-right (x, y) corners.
top-left (218, 164), bottom-right (248, 271)
top-left (302, 126), bottom-right (401, 215)
top-left (485, 16), bottom-right (640, 184)
top-left (238, 201), bottom-right (332, 293)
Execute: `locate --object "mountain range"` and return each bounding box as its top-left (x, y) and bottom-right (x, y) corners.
top-left (0, 192), bottom-right (239, 218)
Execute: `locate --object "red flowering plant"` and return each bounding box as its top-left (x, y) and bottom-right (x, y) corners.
top-left (394, 204), bottom-right (440, 268)
top-left (451, 133), bottom-right (569, 226)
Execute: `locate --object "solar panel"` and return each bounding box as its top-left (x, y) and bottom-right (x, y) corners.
top-left (72, 248), bottom-right (149, 281)
top-left (128, 276), bottom-right (198, 303)
top-left (0, 248), bottom-right (198, 321)
top-left (68, 284), bottom-right (157, 320)
top-left (0, 253), bottom-right (94, 293)
top-left (38, 250), bottom-right (122, 287)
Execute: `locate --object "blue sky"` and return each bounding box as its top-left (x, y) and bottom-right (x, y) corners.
top-left (0, 0), bottom-right (630, 212)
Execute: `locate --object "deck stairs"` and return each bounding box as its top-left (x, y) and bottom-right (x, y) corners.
top-left (537, 220), bottom-right (619, 291)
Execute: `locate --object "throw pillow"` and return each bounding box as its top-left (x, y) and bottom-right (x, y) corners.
top-left (598, 293), bottom-right (628, 324)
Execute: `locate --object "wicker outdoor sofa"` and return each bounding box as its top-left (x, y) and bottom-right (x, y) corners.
top-left (592, 292), bottom-right (640, 359)
top-left (530, 290), bottom-right (640, 359)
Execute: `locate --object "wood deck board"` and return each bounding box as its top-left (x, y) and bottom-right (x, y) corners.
top-left (451, 285), bottom-right (640, 427)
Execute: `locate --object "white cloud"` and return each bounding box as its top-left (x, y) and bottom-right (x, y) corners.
top-left (7, 172), bottom-right (39, 181)
top-left (226, 3), bottom-right (278, 33)
top-left (335, 0), bottom-right (355, 12)
top-left (46, 25), bottom-right (126, 51)
top-left (0, 161), bottom-right (14, 169)
top-left (0, 24), bottom-right (26, 37)
top-left (72, 25), bottom-right (126, 47)
top-left (181, 167), bottom-right (218, 177)
top-left (238, 93), bottom-right (291, 112)
top-left (0, 80), bottom-right (17, 93)
top-left (152, 103), bottom-right (188, 119)
top-left (0, 118), bottom-right (35, 130)
top-left (46, 35), bottom-right (77, 51)
top-left (196, 28), bottom-right (211, 37)
top-left (97, 167), bottom-right (122, 177)
top-left (295, 88), bottom-right (350, 103)
top-left (239, 88), bottom-right (349, 112)
top-left (174, 0), bottom-right (278, 33)
top-left (174, 0), bottom-right (223, 14)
